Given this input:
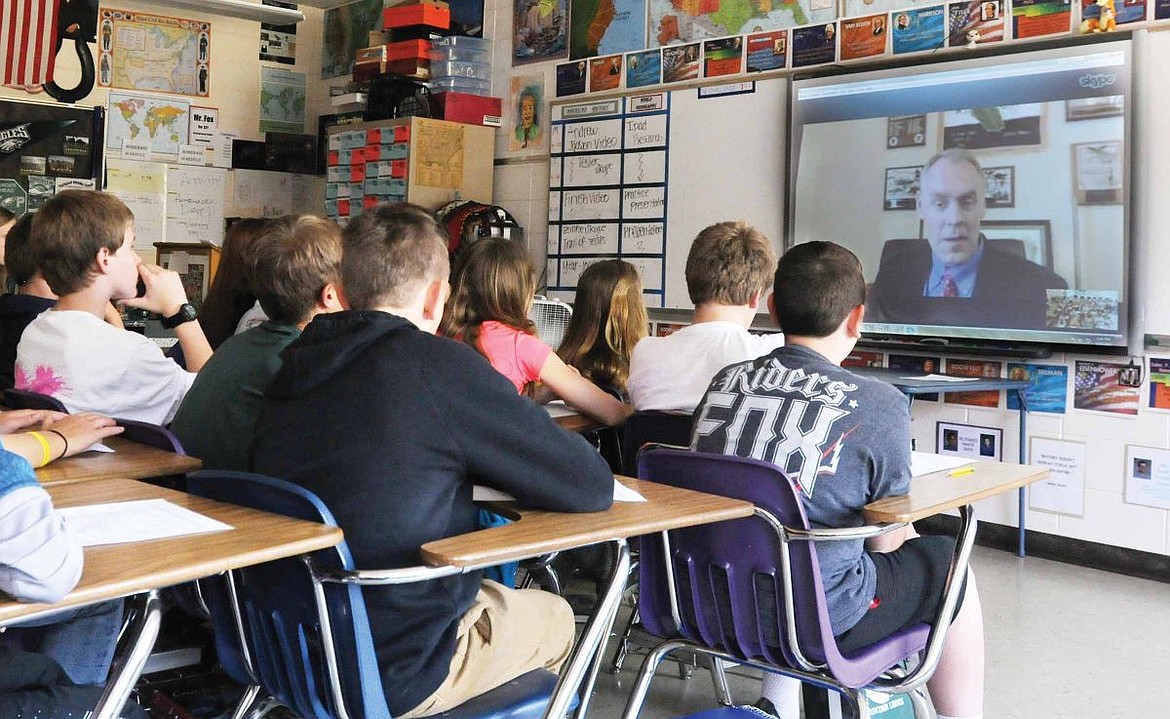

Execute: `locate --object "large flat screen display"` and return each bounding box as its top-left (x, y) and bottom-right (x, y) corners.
top-left (788, 40), bottom-right (1131, 349)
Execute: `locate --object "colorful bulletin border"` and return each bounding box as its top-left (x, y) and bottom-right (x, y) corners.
top-left (546, 94), bottom-right (670, 307)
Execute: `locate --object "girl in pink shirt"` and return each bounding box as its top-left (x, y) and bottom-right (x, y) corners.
top-left (441, 240), bottom-right (630, 426)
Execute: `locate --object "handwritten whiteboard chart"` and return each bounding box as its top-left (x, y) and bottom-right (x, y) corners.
top-left (548, 94), bottom-right (670, 306)
top-left (166, 165), bottom-right (227, 246)
top-left (547, 80), bottom-right (786, 309)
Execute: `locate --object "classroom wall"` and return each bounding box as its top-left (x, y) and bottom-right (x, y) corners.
top-left (484, 19), bottom-right (1170, 559)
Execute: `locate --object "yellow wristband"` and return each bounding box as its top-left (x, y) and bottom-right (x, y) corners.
top-left (27, 431), bottom-right (51, 468)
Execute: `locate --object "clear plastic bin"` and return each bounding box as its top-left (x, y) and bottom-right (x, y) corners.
top-left (432, 36), bottom-right (491, 50)
top-left (431, 44), bottom-right (490, 64)
top-left (429, 76), bottom-right (491, 96)
top-left (431, 59), bottom-right (490, 81)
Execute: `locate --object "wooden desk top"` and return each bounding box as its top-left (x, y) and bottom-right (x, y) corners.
top-left (36, 437), bottom-right (202, 486)
top-left (421, 476), bottom-right (753, 568)
top-left (0, 478), bottom-right (342, 624)
top-left (553, 411), bottom-right (605, 434)
top-left (863, 461), bottom-right (1049, 524)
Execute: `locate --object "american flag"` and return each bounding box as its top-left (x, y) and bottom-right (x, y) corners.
top-left (1, 0), bottom-right (60, 86)
top-left (1074, 361), bottom-right (1138, 416)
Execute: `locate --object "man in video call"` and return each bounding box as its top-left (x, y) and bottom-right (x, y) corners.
top-left (867, 149), bottom-right (1067, 329)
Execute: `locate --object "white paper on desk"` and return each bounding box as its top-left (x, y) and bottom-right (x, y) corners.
top-left (544, 402), bottom-right (576, 418)
top-left (903, 374), bottom-right (980, 382)
top-left (474, 478), bottom-right (646, 503)
top-left (59, 499), bottom-right (232, 547)
top-left (82, 442), bottom-right (114, 454)
top-left (911, 451), bottom-right (974, 477)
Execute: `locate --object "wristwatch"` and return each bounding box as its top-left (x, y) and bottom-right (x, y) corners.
top-left (161, 302), bottom-right (198, 329)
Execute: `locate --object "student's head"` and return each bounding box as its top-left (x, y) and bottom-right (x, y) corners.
top-left (557, 259), bottom-right (648, 390)
top-left (771, 241), bottom-right (865, 338)
top-left (440, 237), bottom-right (537, 344)
top-left (200, 217), bottom-right (275, 348)
top-left (340, 202), bottom-right (449, 331)
top-left (0, 208), bottom-right (16, 260)
top-left (32, 190), bottom-right (137, 298)
top-left (249, 215), bottom-right (343, 327)
top-left (4, 214), bottom-right (45, 290)
top-left (918, 149), bottom-right (986, 267)
top-left (684, 221), bottom-right (776, 308)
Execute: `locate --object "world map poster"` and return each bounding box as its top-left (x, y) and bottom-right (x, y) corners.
top-left (98, 9), bottom-right (210, 98)
top-left (650, 0), bottom-right (836, 47)
top-left (106, 91), bottom-right (191, 157)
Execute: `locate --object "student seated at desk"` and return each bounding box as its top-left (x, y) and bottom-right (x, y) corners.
top-left (627, 221), bottom-right (785, 413)
top-left (171, 215), bottom-right (343, 470)
top-left (198, 218), bottom-right (275, 348)
top-left (0, 215), bottom-right (124, 392)
top-left (440, 238), bottom-right (631, 426)
top-left (251, 202), bottom-right (613, 718)
top-left (14, 191), bottom-right (213, 425)
top-left (0, 411), bottom-right (131, 709)
top-left (556, 259), bottom-right (648, 397)
top-left (691, 242), bottom-right (984, 719)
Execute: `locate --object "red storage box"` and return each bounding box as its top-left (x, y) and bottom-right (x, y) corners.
top-left (383, 1), bottom-right (450, 31)
top-left (432, 91), bottom-right (502, 128)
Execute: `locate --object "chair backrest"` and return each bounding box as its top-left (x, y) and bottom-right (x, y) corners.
top-left (879, 237), bottom-right (1034, 268)
top-left (115, 418), bottom-right (186, 454)
top-left (185, 470), bottom-right (391, 719)
top-left (635, 447), bottom-right (846, 674)
top-left (4, 388), bottom-right (68, 412)
top-left (620, 411), bottom-right (693, 476)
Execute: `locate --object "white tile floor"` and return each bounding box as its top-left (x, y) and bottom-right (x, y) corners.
top-left (585, 545), bottom-right (1170, 718)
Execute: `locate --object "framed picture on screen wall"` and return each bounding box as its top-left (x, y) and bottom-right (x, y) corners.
top-left (1072, 140), bottom-right (1122, 204)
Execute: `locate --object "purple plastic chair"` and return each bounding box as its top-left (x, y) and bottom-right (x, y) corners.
top-left (621, 447), bottom-right (977, 719)
top-left (4, 388), bottom-right (68, 412)
top-left (619, 411), bottom-right (694, 476)
top-left (114, 418), bottom-right (186, 454)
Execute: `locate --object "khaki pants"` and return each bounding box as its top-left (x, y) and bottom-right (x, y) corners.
top-left (400, 580), bottom-right (576, 718)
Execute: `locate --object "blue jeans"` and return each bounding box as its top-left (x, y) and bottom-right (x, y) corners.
top-left (7, 599), bottom-right (124, 685)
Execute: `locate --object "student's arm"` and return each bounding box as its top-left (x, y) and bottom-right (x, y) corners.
top-left (0, 451), bottom-right (82, 603)
top-left (864, 384), bottom-right (915, 552)
top-left (121, 263), bottom-right (213, 372)
top-left (539, 352), bottom-right (633, 426)
top-left (0, 412), bottom-right (123, 467)
top-left (103, 301), bottom-right (124, 329)
top-left (433, 341), bottom-right (613, 513)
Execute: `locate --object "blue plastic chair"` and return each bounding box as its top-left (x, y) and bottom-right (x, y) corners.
top-left (621, 448), bottom-right (977, 719)
top-left (185, 470), bottom-right (562, 719)
top-left (3, 388), bottom-right (68, 412)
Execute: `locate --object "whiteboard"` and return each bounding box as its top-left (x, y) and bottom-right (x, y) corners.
top-left (547, 79), bottom-right (786, 309)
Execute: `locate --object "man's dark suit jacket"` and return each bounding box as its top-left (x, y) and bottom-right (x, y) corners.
top-left (867, 240), bottom-right (1068, 330)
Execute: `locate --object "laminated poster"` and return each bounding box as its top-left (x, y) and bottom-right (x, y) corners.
top-left (887, 354), bottom-right (941, 401)
top-left (1159, 0), bottom-right (1170, 18)
top-left (556, 60), bottom-right (588, 96)
top-left (745, 30), bottom-right (787, 72)
top-left (840, 14), bottom-right (888, 61)
top-left (943, 358), bottom-right (1002, 408)
top-left (1073, 359), bottom-right (1139, 416)
top-left (1028, 437), bottom-right (1086, 517)
top-left (892, 5), bottom-right (946, 54)
top-left (947, 0), bottom-right (1005, 47)
top-left (1011, 0), bottom-right (1072, 38)
top-left (842, 350), bottom-right (884, 369)
top-left (1148, 358), bottom-right (1170, 411)
top-left (703, 37), bottom-right (744, 78)
top-left (1006, 363), bottom-right (1069, 414)
top-left (1125, 445), bottom-right (1170, 511)
top-left (626, 50), bottom-right (662, 88)
top-left (792, 23), bottom-right (837, 68)
top-left (661, 43), bottom-right (700, 83)
top-left (1081, 0), bottom-right (1146, 26)
top-left (589, 55), bottom-right (624, 92)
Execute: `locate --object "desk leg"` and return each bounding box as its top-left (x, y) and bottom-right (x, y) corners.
top-left (92, 590), bottom-right (162, 719)
top-left (1016, 391), bottom-right (1029, 558)
top-left (546, 538), bottom-right (630, 719)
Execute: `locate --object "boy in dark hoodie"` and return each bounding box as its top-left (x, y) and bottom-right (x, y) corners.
top-left (251, 202), bottom-right (614, 718)
top-left (0, 215), bottom-right (55, 391)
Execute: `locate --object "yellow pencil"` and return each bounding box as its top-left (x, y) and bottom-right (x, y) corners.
top-left (948, 467), bottom-right (976, 477)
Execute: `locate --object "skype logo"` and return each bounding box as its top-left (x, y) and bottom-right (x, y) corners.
top-left (1079, 73), bottom-right (1117, 90)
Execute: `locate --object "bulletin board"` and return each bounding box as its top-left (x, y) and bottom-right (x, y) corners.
top-left (0, 98), bottom-right (104, 216)
top-left (546, 78), bottom-right (786, 308)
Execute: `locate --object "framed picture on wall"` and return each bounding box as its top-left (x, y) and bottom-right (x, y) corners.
top-left (883, 165), bottom-right (922, 210)
top-left (980, 219), bottom-right (1052, 268)
top-left (887, 114), bottom-right (926, 148)
top-left (1065, 95), bottom-right (1124, 121)
top-left (1072, 141), bottom-right (1122, 204)
top-left (981, 165), bottom-right (1014, 207)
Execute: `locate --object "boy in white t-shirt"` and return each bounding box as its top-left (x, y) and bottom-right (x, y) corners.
top-left (627, 220), bottom-right (785, 413)
top-left (15, 190), bottom-right (213, 425)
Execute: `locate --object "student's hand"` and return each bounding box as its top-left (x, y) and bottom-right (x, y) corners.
top-left (121, 263), bottom-right (190, 317)
top-left (0, 409), bottom-right (66, 434)
top-left (40, 413), bottom-right (123, 457)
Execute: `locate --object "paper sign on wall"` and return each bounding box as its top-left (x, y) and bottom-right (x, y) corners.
top-left (1028, 436), bottom-right (1086, 517)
